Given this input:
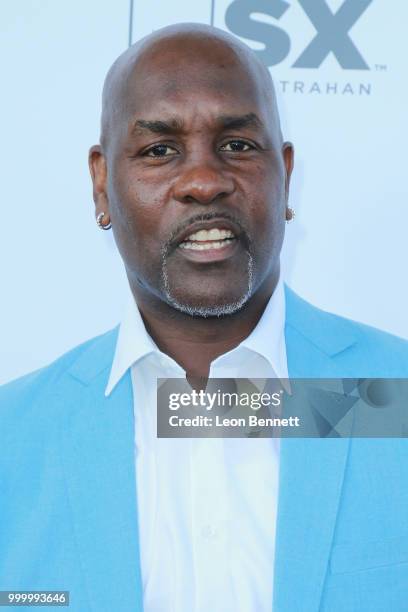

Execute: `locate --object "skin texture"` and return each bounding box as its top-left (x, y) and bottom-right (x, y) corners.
top-left (89, 24), bottom-right (294, 383)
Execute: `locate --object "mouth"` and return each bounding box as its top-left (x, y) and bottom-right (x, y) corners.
top-left (180, 227), bottom-right (236, 251)
top-left (174, 219), bottom-right (242, 263)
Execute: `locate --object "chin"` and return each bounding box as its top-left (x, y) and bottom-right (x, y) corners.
top-left (164, 287), bottom-right (253, 318)
top-left (161, 251), bottom-right (254, 317)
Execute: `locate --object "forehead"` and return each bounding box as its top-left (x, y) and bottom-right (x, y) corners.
top-left (122, 41), bottom-right (271, 124)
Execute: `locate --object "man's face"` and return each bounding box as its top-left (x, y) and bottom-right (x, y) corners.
top-left (94, 41), bottom-right (293, 316)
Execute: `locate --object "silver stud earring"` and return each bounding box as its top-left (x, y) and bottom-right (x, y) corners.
top-left (96, 212), bottom-right (112, 230)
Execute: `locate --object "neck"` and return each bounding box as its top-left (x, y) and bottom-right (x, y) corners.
top-left (130, 271), bottom-right (279, 381)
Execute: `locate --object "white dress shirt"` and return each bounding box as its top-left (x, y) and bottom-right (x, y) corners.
top-left (105, 277), bottom-right (288, 612)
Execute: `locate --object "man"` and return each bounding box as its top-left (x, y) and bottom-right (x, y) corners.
top-left (1, 23), bottom-right (408, 612)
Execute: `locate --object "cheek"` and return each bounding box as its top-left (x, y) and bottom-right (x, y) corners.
top-left (244, 168), bottom-right (286, 231)
top-left (108, 169), bottom-right (169, 247)
top-left (240, 168), bottom-right (286, 271)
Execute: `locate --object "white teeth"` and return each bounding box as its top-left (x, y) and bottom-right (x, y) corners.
top-left (185, 228), bottom-right (235, 242)
top-left (180, 239), bottom-right (235, 251)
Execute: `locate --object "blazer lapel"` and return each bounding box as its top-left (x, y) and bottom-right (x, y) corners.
top-left (273, 435), bottom-right (351, 612)
top-left (58, 331), bottom-right (143, 612)
top-left (272, 289), bottom-right (356, 612)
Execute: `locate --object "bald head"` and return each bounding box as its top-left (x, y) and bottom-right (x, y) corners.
top-left (100, 23), bottom-right (282, 150)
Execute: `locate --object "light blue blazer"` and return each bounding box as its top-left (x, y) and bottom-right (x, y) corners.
top-left (1, 286), bottom-right (408, 611)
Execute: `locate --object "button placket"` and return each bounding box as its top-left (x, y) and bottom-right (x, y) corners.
top-left (191, 437), bottom-right (228, 610)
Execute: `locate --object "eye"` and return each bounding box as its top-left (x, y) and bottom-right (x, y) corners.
top-left (220, 140), bottom-right (254, 153)
top-left (143, 144), bottom-right (178, 157)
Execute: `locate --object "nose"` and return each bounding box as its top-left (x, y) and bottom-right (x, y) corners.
top-left (172, 160), bottom-right (235, 205)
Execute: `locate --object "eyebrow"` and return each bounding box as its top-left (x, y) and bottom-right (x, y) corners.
top-left (133, 118), bottom-right (184, 135)
top-left (131, 112), bottom-right (263, 136)
top-left (217, 113), bottom-right (262, 131)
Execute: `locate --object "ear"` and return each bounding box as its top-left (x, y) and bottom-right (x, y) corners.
top-left (282, 141), bottom-right (294, 203)
top-left (88, 145), bottom-right (109, 217)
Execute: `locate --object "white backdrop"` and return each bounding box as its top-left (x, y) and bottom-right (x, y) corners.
top-left (1, 0), bottom-right (407, 384)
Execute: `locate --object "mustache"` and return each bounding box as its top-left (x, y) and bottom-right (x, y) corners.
top-left (162, 211), bottom-right (252, 256)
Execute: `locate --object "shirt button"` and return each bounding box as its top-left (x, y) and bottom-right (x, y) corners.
top-left (201, 525), bottom-right (218, 540)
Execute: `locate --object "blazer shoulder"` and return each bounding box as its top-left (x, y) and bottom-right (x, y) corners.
top-left (333, 311), bottom-right (408, 367)
top-left (0, 327), bottom-right (118, 414)
top-left (285, 285), bottom-right (408, 374)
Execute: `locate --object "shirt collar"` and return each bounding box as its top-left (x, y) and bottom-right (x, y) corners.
top-left (243, 274), bottom-right (287, 379)
top-left (105, 275), bottom-right (287, 397)
top-left (211, 274), bottom-right (288, 381)
top-left (105, 293), bottom-right (158, 396)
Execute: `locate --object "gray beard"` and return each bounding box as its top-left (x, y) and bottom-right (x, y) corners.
top-left (161, 252), bottom-right (254, 318)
